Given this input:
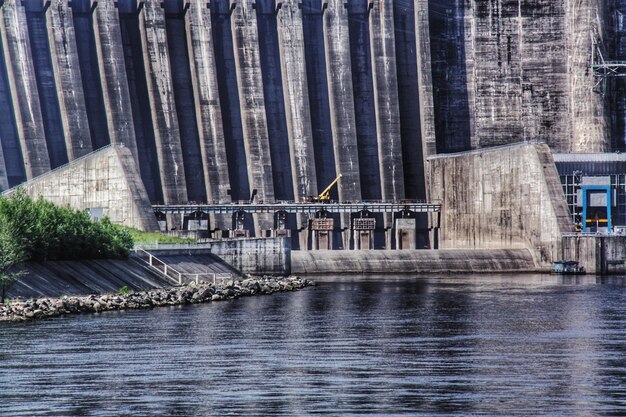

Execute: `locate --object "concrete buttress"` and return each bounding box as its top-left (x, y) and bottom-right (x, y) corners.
top-left (186, 0), bottom-right (232, 230)
top-left (0, 138), bottom-right (8, 191)
top-left (323, 0), bottom-right (361, 248)
top-left (46, 0), bottom-right (93, 160)
top-left (92, 0), bottom-right (139, 164)
top-left (0, 0), bottom-right (51, 179)
top-left (231, 0), bottom-right (275, 233)
top-left (138, 0), bottom-right (188, 205)
top-left (369, 0), bottom-right (404, 202)
top-left (277, 0), bottom-right (319, 247)
top-left (567, 0), bottom-right (610, 152)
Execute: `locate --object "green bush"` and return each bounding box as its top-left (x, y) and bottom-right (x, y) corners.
top-left (0, 189), bottom-right (133, 261)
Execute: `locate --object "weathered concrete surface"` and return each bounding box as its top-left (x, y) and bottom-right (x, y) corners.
top-left (92, 0), bottom-right (139, 162)
top-left (567, 0), bottom-right (610, 152)
top-left (277, 0), bottom-right (318, 202)
top-left (186, 0), bottom-right (231, 207)
top-left (323, 0), bottom-right (361, 202)
top-left (139, 0), bottom-right (187, 205)
top-left (231, 1), bottom-right (274, 206)
top-left (207, 237), bottom-right (291, 276)
top-left (46, 0), bottom-right (92, 160)
top-left (414, 0), bottom-right (436, 161)
top-left (8, 258), bottom-right (172, 299)
top-left (562, 235), bottom-right (626, 275)
top-left (185, 0), bottom-right (231, 231)
top-left (13, 145), bottom-right (159, 231)
top-left (428, 143), bottom-right (574, 266)
top-left (0, 0), bottom-right (51, 179)
top-left (369, 0), bottom-right (404, 202)
top-left (231, 0), bottom-right (275, 234)
top-left (0, 142), bottom-right (8, 191)
top-left (292, 248), bottom-right (537, 274)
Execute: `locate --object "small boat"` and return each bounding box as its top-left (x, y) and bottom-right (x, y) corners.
top-left (552, 260), bottom-right (586, 275)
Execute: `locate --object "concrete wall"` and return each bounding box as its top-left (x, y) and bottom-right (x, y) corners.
top-left (429, 143), bottom-right (574, 266)
top-left (562, 235), bottom-right (626, 275)
top-left (204, 237), bottom-right (290, 276)
top-left (292, 248), bottom-right (537, 274)
top-left (11, 144), bottom-right (159, 231)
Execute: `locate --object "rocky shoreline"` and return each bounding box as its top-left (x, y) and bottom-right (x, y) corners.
top-left (0, 275), bottom-right (314, 323)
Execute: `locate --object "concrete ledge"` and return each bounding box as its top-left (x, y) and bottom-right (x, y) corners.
top-left (291, 249), bottom-right (538, 274)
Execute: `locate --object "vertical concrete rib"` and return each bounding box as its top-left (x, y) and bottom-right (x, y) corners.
top-left (414, 1), bottom-right (436, 164)
top-left (567, 0), bottom-right (610, 152)
top-left (139, 0), bottom-right (188, 204)
top-left (369, 0), bottom-right (404, 202)
top-left (231, 0), bottom-right (275, 232)
top-left (0, 139), bottom-right (8, 191)
top-left (277, 0), bottom-right (318, 201)
top-left (164, 1), bottom-right (206, 203)
top-left (256, 0), bottom-right (292, 202)
top-left (46, 0), bottom-right (92, 160)
top-left (0, 27), bottom-right (25, 186)
top-left (322, 0), bottom-right (361, 202)
top-left (92, 0), bottom-right (139, 163)
top-left (71, 0), bottom-right (110, 150)
top-left (0, 0), bottom-right (50, 178)
top-left (186, 0), bottom-right (231, 230)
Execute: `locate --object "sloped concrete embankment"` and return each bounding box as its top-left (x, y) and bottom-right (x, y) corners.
top-left (291, 249), bottom-right (538, 274)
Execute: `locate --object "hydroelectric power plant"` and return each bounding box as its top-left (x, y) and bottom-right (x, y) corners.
top-left (3, 0), bottom-right (626, 273)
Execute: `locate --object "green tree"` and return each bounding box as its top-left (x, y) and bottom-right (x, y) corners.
top-left (0, 214), bottom-right (26, 304)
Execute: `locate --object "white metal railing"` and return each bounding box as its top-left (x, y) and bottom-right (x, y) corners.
top-left (133, 247), bottom-right (232, 285)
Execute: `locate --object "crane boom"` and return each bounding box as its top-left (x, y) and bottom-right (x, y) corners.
top-left (317, 174), bottom-right (342, 202)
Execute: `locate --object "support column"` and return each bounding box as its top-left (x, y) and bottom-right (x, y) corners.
top-left (322, 0), bottom-right (361, 201)
top-left (186, 0), bottom-right (231, 231)
top-left (231, 0), bottom-right (275, 234)
top-left (369, 0), bottom-right (404, 202)
top-left (139, 0), bottom-right (188, 205)
top-left (46, 0), bottom-right (92, 160)
top-left (567, 0), bottom-right (610, 152)
top-left (370, 0), bottom-right (404, 249)
top-left (0, 140), bottom-right (8, 191)
top-left (323, 0), bottom-right (361, 249)
top-left (414, 0), bottom-right (436, 163)
top-left (92, 0), bottom-right (139, 163)
top-left (277, 0), bottom-right (318, 249)
top-left (0, 0), bottom-right (50, 179)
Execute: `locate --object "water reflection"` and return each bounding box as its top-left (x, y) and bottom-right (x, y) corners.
top-left (2, 274), bottom-right (626, 416)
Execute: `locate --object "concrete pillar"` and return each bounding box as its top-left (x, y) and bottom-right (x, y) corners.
top-left (567, 0), bottom-right (610, 152)
top-left (138, 0), bottom-right (188, 204)
top-left (369, 0), bottom-right (404, 202)
top-left (46, 0), bottom-right (92, 160)
top-left (370, 0), bottom-right (404, 247)
top-left (0, 140), bottom-right (8, 191)
top-left (231, 0), bottom-right (275, 232)
top-left (0, 20), bottom-right (25, 187)
top-left (0, 0), bottom-right (51, 179)
top-left (186, 0), bottom-right (231, 230)
top-left (92, 0), bottom-right (139, 163)
top-left (322, 0), bottom-right (361, 202)
top-left (395, 217), bottom-right (416, 250)
top-left (414, 0), bottom-right (436, 192)
top-left (323, 0), bottom-right (361, 249)
top-left (277, 0), bottom-right (318, 249)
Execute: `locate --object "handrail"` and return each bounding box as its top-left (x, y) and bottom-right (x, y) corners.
top-left (133, 247), bottom-right (232, 285)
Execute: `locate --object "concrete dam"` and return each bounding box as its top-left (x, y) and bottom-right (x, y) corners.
top-left (0, 0), bottom-right (624, 257)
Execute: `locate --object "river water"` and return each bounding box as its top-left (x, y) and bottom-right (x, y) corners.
top-left (2, 274), bottom-right (626, 416)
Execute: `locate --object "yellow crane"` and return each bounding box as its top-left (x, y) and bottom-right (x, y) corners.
top-left (308, 174), bottom-right (342, 202)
